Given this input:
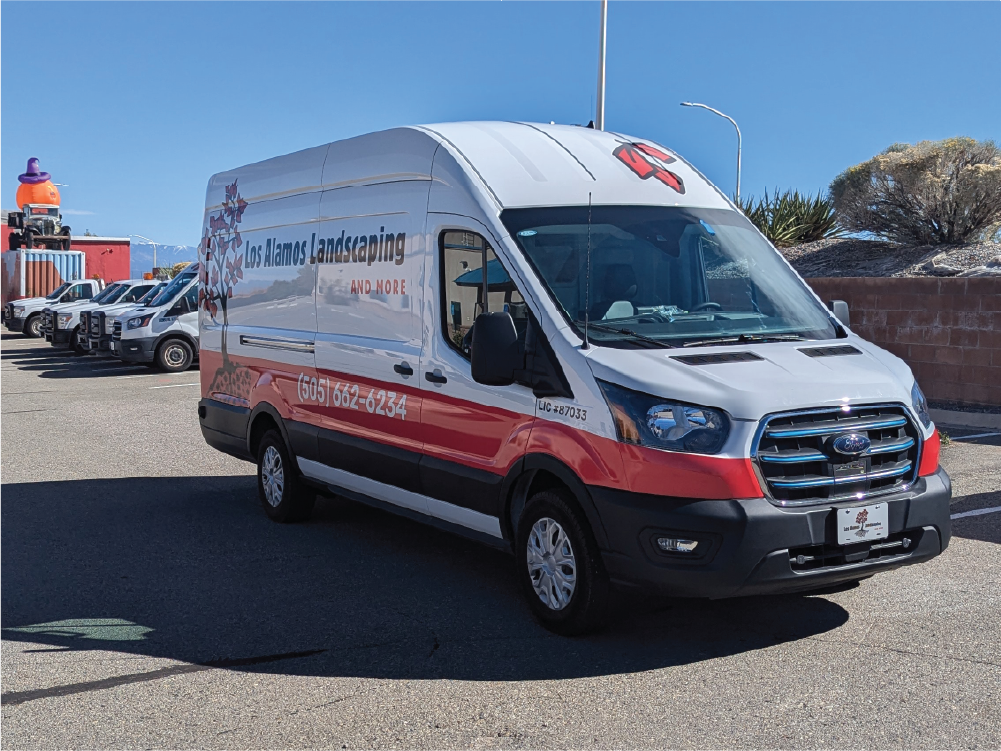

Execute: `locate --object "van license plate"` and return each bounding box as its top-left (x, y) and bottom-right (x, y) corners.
top-left (837, 503), bottom-right (888, 545)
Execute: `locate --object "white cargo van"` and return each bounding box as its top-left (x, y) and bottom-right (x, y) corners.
top-left (87, 282), bottom-right (167, 354)
top-left (197, 123), bottom-right (950, 635)
top-left (113, 264), bottom-right (200, 372)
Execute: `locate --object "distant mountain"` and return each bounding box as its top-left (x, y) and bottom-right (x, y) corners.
top-left (130, 241), bottom-right (198, 278)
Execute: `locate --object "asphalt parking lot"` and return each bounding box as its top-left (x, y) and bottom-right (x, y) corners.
top-left (2, 333), bottom-right (999, 749)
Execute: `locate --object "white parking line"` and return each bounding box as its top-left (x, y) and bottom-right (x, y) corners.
top-left (950, 506), bottom-right (1001, 520)
top-left (149, 382), bottom-right (200, 389)
top-left (949, 432), bottom-right (1001, 441)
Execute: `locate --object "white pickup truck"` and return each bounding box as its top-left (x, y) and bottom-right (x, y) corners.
top-left (86, 282), bottom-right (167, 355)
top-left (43, 280), bottom-right (158, 354)
top-left (3, 279), bottom-right (104, 338)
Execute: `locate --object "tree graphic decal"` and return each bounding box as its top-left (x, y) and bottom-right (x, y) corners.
top-left (201, 180), bottom-right (252, 404)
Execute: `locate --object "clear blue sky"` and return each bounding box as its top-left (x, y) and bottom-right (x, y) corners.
top-left (3, 1), bottom-right (999, 247)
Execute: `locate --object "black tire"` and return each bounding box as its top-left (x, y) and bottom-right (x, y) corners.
top-left (60, 227), bottom-right (72, 251)
top-left (23, 313), bottom-right (42, 338)
top-left (256, 429), bottom-right (314, 523)
top-left (155, 338), bottom-right (193, 372)
top-left (516, 489), bottom-right (610, 636)
top-left (8, 232), bottom-right (22, 250)
top-left (24, 230), bottom-right (34, 249)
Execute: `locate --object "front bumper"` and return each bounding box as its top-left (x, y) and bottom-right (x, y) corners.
top-left (117, 335), bottom-right (156, 363)
top-left (591, 467), bottom-right (952, 599)
top-left (50, 327), bottom-right (74, 347)
top-left (5, 317), bottom-right (25, 332)
top-left (90, 332), bottom-right (114, 352)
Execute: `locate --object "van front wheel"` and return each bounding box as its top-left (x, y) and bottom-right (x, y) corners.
top-left (156, 338), bottom-right (193, 372)
top-left (257, 429), bottom-right (314, 523)
top-left (516, 489), bottom-right (610, 636)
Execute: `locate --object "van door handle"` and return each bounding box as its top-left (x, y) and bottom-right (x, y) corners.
top-left (394, 362), bottom-right (413, 376)
top-left (425, 370), bottom-right (448, 384)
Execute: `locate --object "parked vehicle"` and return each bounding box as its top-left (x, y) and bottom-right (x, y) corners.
top-left (113, 264), bottom-right (199, 372)
top-left (87, 282), bottom-right (167, 355)
top-left (196, 123), bottom-right (950, 635)
top-left (75, 279), bottom-right (161, 355)
top-left (5, 278), bottom-right (103, 338)
top-left (42, 281), bottom-right (131, 351)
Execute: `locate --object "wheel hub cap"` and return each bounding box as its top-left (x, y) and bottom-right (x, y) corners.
top-left (261, 446), bottom-right (284, 507)
top-left (527, 517), bottom-right (577, 611)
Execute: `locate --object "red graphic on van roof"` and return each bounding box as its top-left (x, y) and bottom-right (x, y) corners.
top-left (613, 143), bottom-right (686, 195)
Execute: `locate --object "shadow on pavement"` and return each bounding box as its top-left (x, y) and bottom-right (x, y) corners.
top-left (2, 476), bottom-right (850, 683)
top-left (949, 490), bottom-right (1001, 545)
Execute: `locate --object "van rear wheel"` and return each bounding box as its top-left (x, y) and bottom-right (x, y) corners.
top-left (257, 429), bottom-right (314, 523)
top-left (516, 489), bottom-right (610, 636)
top-left (156, 338), bottom-right (193, 372)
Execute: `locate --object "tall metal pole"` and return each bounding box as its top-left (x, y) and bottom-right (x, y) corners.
top-left (595, 0), bottom-right (607, 130)
top-left (129, 234), bottom-right (159, 274)
top-left (680, 102), bottom-right (742, 203)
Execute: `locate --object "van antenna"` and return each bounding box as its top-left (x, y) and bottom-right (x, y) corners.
top-left (583, 192), bottom-right (592, 351)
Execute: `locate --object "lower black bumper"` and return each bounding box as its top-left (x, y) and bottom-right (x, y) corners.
top-left (118, 336), bottom-right (156, 363)
top-left (198, 398), bottom-right (253, 461)
top-left (5, 317), bottom-right (24, 332)
top-left (591, 468), bottom-right (952, 599)
top-left (89, 332), bottom-right (114, 352)
top-left (51, 328), bottom-right (73, 347)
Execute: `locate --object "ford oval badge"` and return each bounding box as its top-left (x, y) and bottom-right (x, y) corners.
top-left (832, 433), bottom-right (870, 456)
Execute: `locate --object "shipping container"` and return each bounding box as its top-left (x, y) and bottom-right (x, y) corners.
top-left (1, 249), bottom-right (86, 305)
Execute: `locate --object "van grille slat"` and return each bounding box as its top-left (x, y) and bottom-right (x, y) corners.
top-left (754, 405), bottom-right (921, 507)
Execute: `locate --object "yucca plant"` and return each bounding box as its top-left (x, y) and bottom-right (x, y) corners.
top-left (736, 189), bottom-right (843, 247)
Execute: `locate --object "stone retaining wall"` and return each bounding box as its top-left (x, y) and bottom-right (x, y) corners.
top-left (806, 277), bottom-right (1001, 408)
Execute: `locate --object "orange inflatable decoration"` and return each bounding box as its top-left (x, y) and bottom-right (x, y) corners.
top-left (16, 158), bottom-right (60, 208)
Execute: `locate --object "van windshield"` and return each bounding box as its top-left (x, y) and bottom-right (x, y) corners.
top-left (45, 283), bottom-right (71, 300)
top-left (502, 206), bottom-right (838, 348)
top-left (91, 284), bottom-right (123, 304)
top-left (148, 269), bottom-right (198, 308)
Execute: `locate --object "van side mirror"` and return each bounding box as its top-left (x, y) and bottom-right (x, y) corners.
top-left (828, 300), bottom-right (850, 328)
top-left (471, 312), bottom-right (521, 386)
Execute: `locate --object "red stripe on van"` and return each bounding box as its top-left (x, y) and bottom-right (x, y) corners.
top-left (205, 350), bottom-right (763, 500)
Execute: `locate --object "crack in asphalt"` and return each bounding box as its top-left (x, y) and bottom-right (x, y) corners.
top-left (0, 649), bottom-right (326, 707)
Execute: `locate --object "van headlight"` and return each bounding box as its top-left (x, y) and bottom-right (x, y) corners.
top-left (597, 380), bottom-right (730, 454)
top-left (911, 381), bottom-right (932, 429)
top-left (127, 314), bottom-right (154, 330)
top-left (57, 313), bottom-right (73, 328)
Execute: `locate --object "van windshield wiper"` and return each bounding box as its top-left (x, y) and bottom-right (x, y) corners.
top-left (576, 321), bottom-right (676, 349)
top-left (682, 333), bottom-right (804, 348)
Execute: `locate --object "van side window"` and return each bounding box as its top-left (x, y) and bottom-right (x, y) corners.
top-left (440, 231), bottom-right (527, 359)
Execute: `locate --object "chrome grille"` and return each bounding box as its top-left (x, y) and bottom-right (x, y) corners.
top-left (91, 312), bottom-right (102, 336)
top-left (112, 320), bottom-right (122, 341)
top-left (754, 404), bottom-right (921, 507)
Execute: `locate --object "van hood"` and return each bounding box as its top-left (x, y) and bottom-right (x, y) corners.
top-left (584, 338), bottom-right (917, 421)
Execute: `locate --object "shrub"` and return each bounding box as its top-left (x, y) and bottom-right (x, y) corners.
top-left (736, 189), bottom-right (841, 248)
top-left (830, 138), bottom-right (1001, 245)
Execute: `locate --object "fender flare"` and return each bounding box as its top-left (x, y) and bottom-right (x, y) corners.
top-left (246, 401), bottom-right (300, 472)
top-left (502, 452), bottom-right (611, 551)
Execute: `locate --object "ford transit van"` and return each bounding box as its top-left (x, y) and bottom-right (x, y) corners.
top-left (113, 265), bottom-right (199, 372)
top-left (197, 123), bottom-right (950, 634)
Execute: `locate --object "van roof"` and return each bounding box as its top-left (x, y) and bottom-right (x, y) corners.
top-left (206, 121), bottom-right (731, 213)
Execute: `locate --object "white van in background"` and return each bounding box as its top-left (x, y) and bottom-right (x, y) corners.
top-left (87, 282), bottom-right (167, 355)
top-left (197, 123), bottom-right (950, 635)
top-left (113, 264), bottom-right (199, 372)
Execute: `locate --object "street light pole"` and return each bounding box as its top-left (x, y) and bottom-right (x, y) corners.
top-left (129, 234), bottom-right (159, 274)
top-left (595, 0), bottom-right (607, 130)
top-left (680, 102), bottom-right (742, 203)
